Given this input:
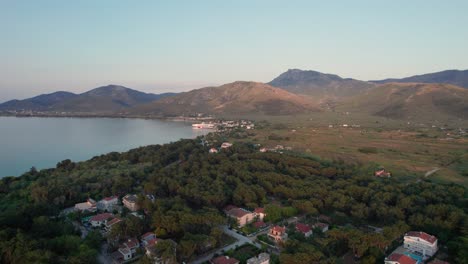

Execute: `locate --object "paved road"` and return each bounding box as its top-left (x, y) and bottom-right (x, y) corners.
top-left (190, 226), bottom-right (261, 264)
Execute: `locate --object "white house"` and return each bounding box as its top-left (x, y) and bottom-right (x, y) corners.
top-left (404, 231), bottom-right (438, 259)
top-left (247, 253), bottom-right (270, 264)
top-left (75, 198), bottom-right (96, 212)
top-left (89, 213), bottom-right (113, 227)
top-left (97, 196), bottom-right (119, 212)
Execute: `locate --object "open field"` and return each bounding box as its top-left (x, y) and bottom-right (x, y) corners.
top-left (226, 115), bottom-right (468, 187)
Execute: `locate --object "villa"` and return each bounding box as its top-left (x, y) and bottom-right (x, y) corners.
top-left (97, 196), bottom-right (119, 212)
top-left (123, 194), bottom-right (139, 212)
top-left (89, 213), bottom-right (114, 227)
top-left (404, 231), bottom-right (438, 260)
top-left (210, 256), bottom-right (240, 264)
top-left (225, 207), bottom-right (256, 227)
top-left (254, 208), bottom-right (266, 220)
top-left (74, 198), bottom-right (97, 212)
top-left (296, 223), bottom-right (312, 237)
top-left (268, 225), bottom-right (288, 243)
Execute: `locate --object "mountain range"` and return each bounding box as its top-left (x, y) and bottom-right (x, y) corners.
top-left (1, 69), bottom-right (467, 120)
top-left (0, 85), bottom-right (175, 114)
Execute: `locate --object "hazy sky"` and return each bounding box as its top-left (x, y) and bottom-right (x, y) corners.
top-left (1, 0), bottom-right (468, 101)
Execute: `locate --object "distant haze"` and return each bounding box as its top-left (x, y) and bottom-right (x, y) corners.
top-left (1, 1), bottom-right (468, 101)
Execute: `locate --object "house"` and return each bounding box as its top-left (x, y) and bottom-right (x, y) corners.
top-left (404, 231), bottom-right (438, 259)
top-left (97, 196), bottom-right (119, 212)
top-left (313, 222), bottom-right (329, 233)
top-left (385, 253), bottom-right (418, 264)
top-left (253, 221), bottom-right (267, 229)
top-left (259, 148), bottom-right (268, 153)
top-left (247, 253), bottom-right (270, 264)
top-left (105, 217), bottom-right (122, 230)
top-left (268, 225), bottom-right (288, 242)
top-left (225, 207), bottom-right (256, 227)
top-left (318, 214), bottom-right (331, 223)
top-left (375, 169), bottom-right (392, 177)
top-left (209, 148), bottom-right (218, 153)
top-left (75, 198), bottom-right (97, 212)
top-left (296, 223), bottom-right (313, 237)
top-left (210, 256), bottom-right (240, 264)
top-left (123, 194), bottom-right (139, 212)
top-left (221, 142), bottom-right (233, 149)
top-left (112, 238), bottom-right (140, 264)
top-left (141, 232), bottom-right (157, 246)
top-left (89, 213), bottom-right (113, 227)
top-left (254, 208), bottom-right (266, 221)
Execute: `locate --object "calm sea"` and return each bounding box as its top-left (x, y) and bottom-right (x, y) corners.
top-left (0, 117), bottom-right (208, 177)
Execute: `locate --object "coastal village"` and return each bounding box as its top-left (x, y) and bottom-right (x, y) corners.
top-left (68, 191), bottom-right (447, 264)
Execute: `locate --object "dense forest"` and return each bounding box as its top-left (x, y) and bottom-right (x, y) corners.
top-left (0, 137), bottom-right (467, 263)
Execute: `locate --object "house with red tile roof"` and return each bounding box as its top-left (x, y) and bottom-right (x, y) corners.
top-left (404, 231), bottom-right (438, 259)
top-left (90, 213), bottom-right (113, 227)
top-left (141, 232), bottom-right (157, 247)
top-left (226, 207), bottom-right (255, 227)
top-left (295, 223), bottom-right (312, 237)
top-left (385, 253), bottom-right (418, 264)
top-left (254, 208), bottom-right (266, 221)
top-left (253, 221), bottom-right (267, 229)
top-left (105, 217), bottom-right (122, 230)
top-left (210, 256), bottom-right (240, 264)
top-left (268, 225), bottom-right (288, 243)
top-left (112, 237), bottom-right (140, 263)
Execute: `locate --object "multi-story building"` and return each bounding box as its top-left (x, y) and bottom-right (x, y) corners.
top-left (225, 207), bottom-right (256, 227)
top-left (268, 225), bottom-right (288, 243)
top-left (123, 194), bottom-right (139, 212)
top-left (404, 231), bottom-right (438, 259)
top-left (97, 196), bottom-right (119, 212)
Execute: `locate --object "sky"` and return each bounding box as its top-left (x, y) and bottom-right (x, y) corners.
top-left (1, 0), bottom-right (468, 101)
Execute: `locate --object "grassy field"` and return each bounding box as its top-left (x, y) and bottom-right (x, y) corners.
top-left (225, 112), bottom-right (468, 187)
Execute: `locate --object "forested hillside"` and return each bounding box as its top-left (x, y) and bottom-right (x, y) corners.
top-left (0, 138), bottom-right (467, 263)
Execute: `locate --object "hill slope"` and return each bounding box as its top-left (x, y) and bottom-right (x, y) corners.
top-left (371, 69), bottom-right (468, 88)
top-left (0, 91), bottom-right (77, 111)
top-left (338, 83), bottom-right (468, 120)
top-left (0, 85), bottom-right (176, 113)
top-left (132, 81), bottom-right (318, 116)
top-left (268, 69), bottom-right (375, 100)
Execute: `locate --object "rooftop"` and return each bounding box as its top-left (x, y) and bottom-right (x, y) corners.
top-left (211, 256), bottom-right (239, 264)
top-left (90, 213), bottom-right (113, 222)
top-left (296, 223), bottom-right (311, 234)
top-left (387, 253), bottom-right (417, 264)
top-left (405, 231), bottom-right (437, 244)
top-left (226, 208), bottom-right (252, 218)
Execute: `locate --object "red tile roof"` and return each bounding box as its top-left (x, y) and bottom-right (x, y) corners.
top-left (106, 217), bottom-right (122, 226)
top-left (141, 232), bottom-right (155, 240)
top-left (387, 253), bottom-right (417, 264)
top-left (210, 256), bottom-right (240, 264)
top-left (123, 237), bottom-right (139, 249)
top-left (226, 208), bottom-right (251, 218)
top-left (103, 196), bottom-right (118, 201)
top-left (406, 231), bottom-right (437, 244)
top-left (90, 213), bottom-right (113, 222)
top-left (254, 208), bottom-right (265, 214)
top-left (253, 221), bottom-right (266, 229)
top-left (271, 225), bottom-right (286, 233)
top-left (296, 223), bottom-right (311, 234)
top-left (314, 222), bottom-right (329, 229)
